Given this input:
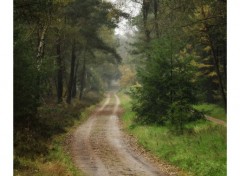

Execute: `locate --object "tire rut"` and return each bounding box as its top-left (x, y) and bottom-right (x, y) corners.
top-left (71, 93), bottom-right (167, 176)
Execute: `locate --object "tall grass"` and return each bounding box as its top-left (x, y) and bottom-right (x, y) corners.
top-left (119, 93), bottom-right (226, 176)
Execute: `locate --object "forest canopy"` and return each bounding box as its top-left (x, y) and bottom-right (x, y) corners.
top-left (14, 0), bottom-right (126, 122)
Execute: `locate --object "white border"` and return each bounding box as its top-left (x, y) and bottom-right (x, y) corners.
top-left (0, 0), bottom-right (236, 175)
top-left (0, 0), bottom-right (13, 175)
top-left (227, 0), bottom-right (240, 175)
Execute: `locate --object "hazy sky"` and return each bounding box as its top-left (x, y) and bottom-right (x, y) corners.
top-left (107, 0), bottom-right (141, 35)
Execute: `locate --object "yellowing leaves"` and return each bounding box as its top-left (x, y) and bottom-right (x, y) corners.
top-left (194, 5), bottom-right (212, 20)
top-left (119, 65), bottom-right (136, 88)
top-left (203, 46), bottom-right (212, 52)
top-left (208, 71), bottom-right (217, 77)
top-left (198, 63), bottom-right (213, 69)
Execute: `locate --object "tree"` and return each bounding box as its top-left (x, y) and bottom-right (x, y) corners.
top-left (119, 65), bottom-right (136, 88)
top-left (14, 0), bottom-right (126, 125)
top-left (186, 1), bottom-right (226, 109)
top-left (66, 39), bottom-right (76, 103)
top-left (14, 0), bottom-right (57, 124)
top-left (64, 0), bottom-right (125, 102)
top-left (14, 0), bottom-right (128, 168)
top-left (56, 28), bottom-right (64, 103)
top-left (129, 0), bottom-right (225, 131)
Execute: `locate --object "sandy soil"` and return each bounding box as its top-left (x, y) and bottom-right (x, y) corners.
top-left (71, 92), bottom-right (170, 176)
top-left (205, 115), bottom-right (226, 127)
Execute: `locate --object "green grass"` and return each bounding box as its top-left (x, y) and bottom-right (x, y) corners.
top-left (119, 93), bottom-right (226, 176)
top-left (14, 136), bottom-right (85, 176)
top-left (193, 103), bottom-right (226, 121)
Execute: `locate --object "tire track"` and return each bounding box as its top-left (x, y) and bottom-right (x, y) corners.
top-left (72, 94), bottom-right (110, 176)
top-left (71, 93), bottom-right (167, 176)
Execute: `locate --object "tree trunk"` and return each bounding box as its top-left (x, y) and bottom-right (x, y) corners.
top-left (142, 0), bottom-right (151, 42)
top-left (201, 6), bottom-right (226, 111)
top-left (209, 41), bottom-right (227, 111)
top-left (72, 77), bottom-right (77, 98)
top-left (67, 40), bottom-right (76, 104)
top-left (153, 0), bottom-right (160, 38)
top-left (72, 56), bottom-right (80, 98)
top-left (37, 25), bottom-right (48, 61)
top-left (56, 32), bottom-right (63, 103)
top-left (203, 25), bottom-right (226, 110)
top-left (36, 24), bottom-right (48, 101)
top-left (79, 49), bottom-right (87, 100)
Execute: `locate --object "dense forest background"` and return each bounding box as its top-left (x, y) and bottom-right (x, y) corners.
top-left (118, 0), bottom-right (226, 133)
top-left (14, 0), bottom-right (126, 122)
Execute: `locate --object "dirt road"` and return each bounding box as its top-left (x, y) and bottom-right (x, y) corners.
top-left (71, 92), bottom-right (168, 176)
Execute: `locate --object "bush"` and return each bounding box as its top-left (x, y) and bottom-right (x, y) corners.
top-left (168, 101), bottom-right (204, 134)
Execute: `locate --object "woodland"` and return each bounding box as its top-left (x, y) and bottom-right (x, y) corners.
top-left (14, 0), bottom-right (125, 173)
top-left (121, 0), bottom-right (226, 132)
top-left (14, 0), bottom-right (226, 175)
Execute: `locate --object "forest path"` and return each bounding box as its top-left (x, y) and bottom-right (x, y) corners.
top-left (71, 92), bottom-right (168, 176)
top-left (205, 115), bottom-right (226, 127)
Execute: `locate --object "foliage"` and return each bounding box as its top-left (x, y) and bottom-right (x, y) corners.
top-left (119, 93), bottom-right (226, 176)
top-left (14, 0), bottom-right (125, 173)
top-left (119, 64), bottom-right (136, 88)
top-left (130, 37), bottom-right (204, 130)
top-left (14, 30), bottom-right (39, 123)
top-left (185, 0), bottom-right (227, 106)
top-left (14, 95), bottom-right (99, 175)
top-left (95, 62), bottom-right (121, 89)
top-left (14, 0), bottom-right (125, 119)
top-left (126, 0), bottom-right (226, 131)
top-left (193, 103), bottom-right (226, 121)
top-left (167, 101), bottom-right (204, 134)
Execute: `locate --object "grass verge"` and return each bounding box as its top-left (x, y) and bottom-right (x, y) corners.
top-left (14, 93), bottom-right (102, 176)
top-left (119, 93), bottom-right (226, 176)
top-left (193, 103), bottom-right (226, 121)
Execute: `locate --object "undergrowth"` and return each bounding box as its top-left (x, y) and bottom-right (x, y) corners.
top-left (14, 92), bottom-right (102, 176)
top-left (193, 103), bottom-right (226, 121)
top-left (119, 93), bottom-right (226, 176)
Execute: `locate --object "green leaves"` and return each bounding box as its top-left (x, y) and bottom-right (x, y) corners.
top-left (129, 0), bottom-right (226, 130)
top-left (131, 34), bottom-right (204, 132)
